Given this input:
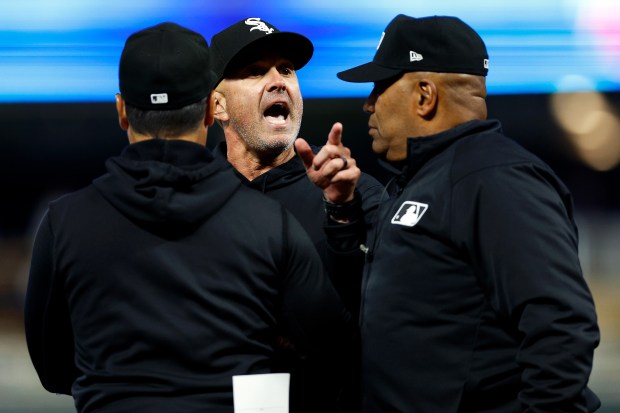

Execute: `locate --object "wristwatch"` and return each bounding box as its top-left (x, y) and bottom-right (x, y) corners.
top-left (323, 191), bottom-right (362, 222)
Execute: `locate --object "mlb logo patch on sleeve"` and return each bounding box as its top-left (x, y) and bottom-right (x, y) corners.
top-left (391, 201), bottom-right (428, 227)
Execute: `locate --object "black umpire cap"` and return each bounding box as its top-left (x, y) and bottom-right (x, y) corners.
top-left (338, 14), bottom-right (489, 83)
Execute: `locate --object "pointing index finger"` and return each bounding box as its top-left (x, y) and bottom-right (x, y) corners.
top-left (327, 122), bottom-right (343, 147)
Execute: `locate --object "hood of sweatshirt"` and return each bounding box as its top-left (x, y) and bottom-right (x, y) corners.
top-left (93, 139), bottom-right (240, 228)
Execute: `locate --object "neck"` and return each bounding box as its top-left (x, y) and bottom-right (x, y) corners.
top-left (225, 136), bottom-right (296, 181)
top-left (127, 128), bottom-right (207, 146)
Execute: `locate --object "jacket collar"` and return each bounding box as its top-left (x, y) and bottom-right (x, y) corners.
top-left (379, 119), bottom-right (501, 196)
top-left (214, 140), bottom-right (309, 191)
top-left (404, 119), bottom-right (502, 180)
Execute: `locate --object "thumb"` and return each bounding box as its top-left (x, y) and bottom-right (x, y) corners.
top-left (294, 138), bottom-right (315, 171)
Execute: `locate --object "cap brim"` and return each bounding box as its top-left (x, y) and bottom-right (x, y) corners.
top-left (337, 62), bottom-right (403, 83)
top-left (272, 32), bottom-right (314, 70)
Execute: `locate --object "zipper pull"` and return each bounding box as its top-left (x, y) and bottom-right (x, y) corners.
top-left (360, 244), bottom-right (373, 262)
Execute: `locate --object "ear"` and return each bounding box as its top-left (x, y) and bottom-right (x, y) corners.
top-left (415, 79), bottom-right (438, 118)
top-left (115, 94), bottom-right (129, 131)
top-left (204, 91), bottom-right (216, 127)
top-left (213, 90), bottom-right (229, 122)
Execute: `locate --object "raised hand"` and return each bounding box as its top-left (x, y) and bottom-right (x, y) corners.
top-left (295, 122), bottom-right (360, 204)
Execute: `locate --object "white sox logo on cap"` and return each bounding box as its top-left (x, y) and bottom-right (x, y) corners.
top-left (245, 18), bottom-right (274, 34)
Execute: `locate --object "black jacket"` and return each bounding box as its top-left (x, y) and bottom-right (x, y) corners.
top-left (214, 142), bottom-right (383, 413)
top-left (24, 139), bottom-right (354, 413)
top-left (215, 142), bottom-right (383, 267)
top-left (355, 120), bottom-right (600, 412)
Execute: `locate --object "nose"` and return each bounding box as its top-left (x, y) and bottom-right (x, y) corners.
top-left (266, 67), bottom-right (286, 92)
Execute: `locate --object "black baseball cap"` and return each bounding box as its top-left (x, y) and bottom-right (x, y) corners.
top-left (210, 17), bottom-right (314, 86)
top-left (338, 14), bottom-right (489, 83)
top-left (119, 22), bottom-right (213, 110)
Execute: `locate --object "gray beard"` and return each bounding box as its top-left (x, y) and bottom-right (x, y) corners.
top-left (229, 118), bottom-right (299, 158)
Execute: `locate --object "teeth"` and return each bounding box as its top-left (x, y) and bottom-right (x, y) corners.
top-left (265, 113), bottom-right (285, 119)
top-left (264, 102), bottom-right (288, 121)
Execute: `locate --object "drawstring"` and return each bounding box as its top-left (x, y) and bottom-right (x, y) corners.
top-left (261, 174), bottom-right (268, 193)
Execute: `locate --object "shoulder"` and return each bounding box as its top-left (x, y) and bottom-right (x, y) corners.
top-left (448, 134), bottom-right (573, 217)
top-left (357, 172), bottom-right (385, 211)
top-left (47, 185), bottom-right (100, 214)
top-left (358, 171), bottom-right (384, 191)
top-left (450, 130), bottom-right (552, 184)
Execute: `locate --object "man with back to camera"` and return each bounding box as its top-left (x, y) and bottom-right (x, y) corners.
top-left (296, 14), bottom-right (601, 413)
top-left (208, 17), bottom-right (384, 413)
top-left (24, 21), bottom-right (355, 413)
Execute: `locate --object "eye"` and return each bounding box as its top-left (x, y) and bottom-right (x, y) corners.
top-left (373, 74), bottom-right (402, 95)
top-left (246, 65), bottom-right (266, 77)
top-left (233, 62), bottom-right (268, 78)
top-left (279, 64), bottom-right (295, 76)
top-left (374, 79), bottom-right (391, 94)
top-left (372, 82), bottom-right (387, 96)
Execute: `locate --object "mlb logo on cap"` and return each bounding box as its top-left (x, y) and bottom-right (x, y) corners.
top-left (150, 93), bottom-right (169, 104)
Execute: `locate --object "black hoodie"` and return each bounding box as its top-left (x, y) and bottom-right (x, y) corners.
top-left (215, 142), bottom-right (384, 413)
top-left (25, 139), bottom-right (353, 413)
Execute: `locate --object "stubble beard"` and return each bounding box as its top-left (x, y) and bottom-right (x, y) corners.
top-left (230, 110), bottom-right (302, 160)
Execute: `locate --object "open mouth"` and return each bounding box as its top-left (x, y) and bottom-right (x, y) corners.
top-left (264, 102), bottom-right (290, 124)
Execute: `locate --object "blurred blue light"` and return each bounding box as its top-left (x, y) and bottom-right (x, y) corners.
top-left (0, 1), bottom-right (618, 102)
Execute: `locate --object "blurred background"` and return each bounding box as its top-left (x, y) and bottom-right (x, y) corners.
top-left (1, 1), bottom-right (618, 411)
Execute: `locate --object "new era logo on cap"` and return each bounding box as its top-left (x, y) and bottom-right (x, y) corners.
top-left (410, 51), bottom-right (423, 62)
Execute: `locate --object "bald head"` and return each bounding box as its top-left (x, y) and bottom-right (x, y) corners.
top-left (361, 70), bottom-right (489, 161)
top-left (439, 73), bottom-right (488, 121)
top-left (403, 71), bottom-right (487, 132)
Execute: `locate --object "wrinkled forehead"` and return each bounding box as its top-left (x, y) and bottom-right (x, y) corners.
top-left (225, 47), bottom-right (294, 76)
